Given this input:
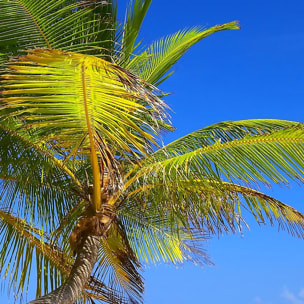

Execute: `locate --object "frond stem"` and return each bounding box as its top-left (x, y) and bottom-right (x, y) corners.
top-left (81, 62), bottom-right (101, 212)
top-left (16, 0), bottom-right (52, 49)
top-left (142, 136), bottom-right (304, 173)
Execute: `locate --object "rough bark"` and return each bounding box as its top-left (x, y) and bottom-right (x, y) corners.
top-left (27, 235), bottom-right (101, 304)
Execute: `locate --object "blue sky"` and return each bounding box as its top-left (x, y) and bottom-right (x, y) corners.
top-left (2, 0), bottom-right (304, 303)
top-left (131, 0), bottom-right (304, 303)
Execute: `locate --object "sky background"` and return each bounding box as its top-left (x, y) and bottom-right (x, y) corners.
top-left (2, 1), bottom-right (304, 303)
top-left (128, 1), bottom-right (304, 304)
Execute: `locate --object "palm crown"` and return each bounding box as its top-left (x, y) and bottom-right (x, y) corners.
top-left (1, 1), bottom-right (304, 304)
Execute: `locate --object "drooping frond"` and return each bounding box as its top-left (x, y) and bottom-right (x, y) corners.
top-left (91, 220), bottom-right (143, 304)
top-left (114, 120), bottom-right (304, 237)
top-left (0, 209), bottom-right (136, 304)
top-left (0, 118), bottom-right (82, 229)
top-left (0, 0), bottom-right (116, 57)
top-left (0, 210), bottom-right (71, 299)
top-left (126, 21), bottom-right (240, 85)
top-left (1, 49), bottom-right (168, 158)
top-left (118, 208), bottom-right (211, 267)
top-left (122, 176), bottom-right (304, 238)
top-left (1, 49), bottom-right (170, 211)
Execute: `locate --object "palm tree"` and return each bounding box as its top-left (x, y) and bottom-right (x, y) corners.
top-left (1, 1), bottom-right (304, 303)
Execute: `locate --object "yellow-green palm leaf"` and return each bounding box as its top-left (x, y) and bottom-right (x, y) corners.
top-left (117, 120), bottom-right (304, 239)
top-left (1, 48), bottom-right (169, 211)
top-left (137, 120), bottom-right (304, 186)
top-left (126, 21), bottom-right (240, 85)
top-left (0, 117), bottom-right (83, 229)
top-left (118, 209), bottom-right (211, 266)
top-left (1, 49), bottom-right (167, 157)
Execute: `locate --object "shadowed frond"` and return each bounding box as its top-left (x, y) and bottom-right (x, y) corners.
top-left (0, 0), bottom-right (116, 56)
top-left (0, 53), bottom-right (5, 67)
top-left (0, 210), bottom-right (70, 299)
top-left (126, 21), bottom-right (240, 85)
top-left (91, 220), bottom-right (143, 304)
top-left (118, 209), bottom-right (211, 266)
top-left (0, 118), bottom-right (83, 229)
top-left (123, 178), bottom-right (304, 237)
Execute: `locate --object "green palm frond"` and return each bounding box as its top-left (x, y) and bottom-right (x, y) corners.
top-left (136, 120), bottom-right (304, 186)
top-left (0, 118), bottom-right (82, 229)
top-left (119, 209), bottom-right (211, 266)
top-left (0, 209), bottom-right (132, 304)
top-left (123, 167), bottom-right (304, 236)
top-left (154, 119), bottom-right (300, 154)
top-left (124, 178), bottom-right (304, 237)
top-left (118, 0), bottom-right (152, 65)
top-left (114, 120), bottom-right (304, 238)
top-left (126, 21), bottom-right (240, 85)
top-left (0, 117), bottom-right (82, 188)
top-left (0, 0), bottom-right (115, 56)
top-left (0, 210), bottom-right (70, 298)
top-left (91, 220), bottom-right (143, 304)
top-left (0, 53), bottom-right (5, 67)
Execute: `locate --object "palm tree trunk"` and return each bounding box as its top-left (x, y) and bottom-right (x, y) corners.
top-left (27, 235), bottom-right (100, 304)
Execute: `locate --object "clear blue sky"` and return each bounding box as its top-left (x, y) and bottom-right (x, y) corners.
top-left (2, 1), bottom-right (304, 303)
top-left (132, 1), bottom-right (304, 304)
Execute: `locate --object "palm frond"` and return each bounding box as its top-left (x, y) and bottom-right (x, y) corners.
top-left (136, 120), bottom-right (304, 187)
top-left (118, 0), bottom-right (152, 65)
top-left (154, 119), bottom-right (300, 154)
top-left (0, 53), bottom-right (5, 68)
top-left (0, 118), bottom-right (83, 229)
top-left (118, 209), bottom-right (211, 267)
top-left (115, 120), bottom-right (304, 238)
top-left (1, 49), bottom-right (168, 158)
top-left (0, 117), bottom-right (82, 189)
top-left (126, 21), bottom-right (240, 85)
top-left (85, 0), bottom-right (118, 59)
top-left (91, 220), bottom-right (144, 304)
top-left (0, 0), bottom-right (116, 57)
top-left (122, 178), bottom-right (304, 238)
top-left (1, 48), bottom-right (170, 210)
top-left (0, 210), bottom-right (70, 299)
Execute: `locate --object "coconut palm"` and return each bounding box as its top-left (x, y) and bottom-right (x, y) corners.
top-left (1, 1), bottom-right (304, 304)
